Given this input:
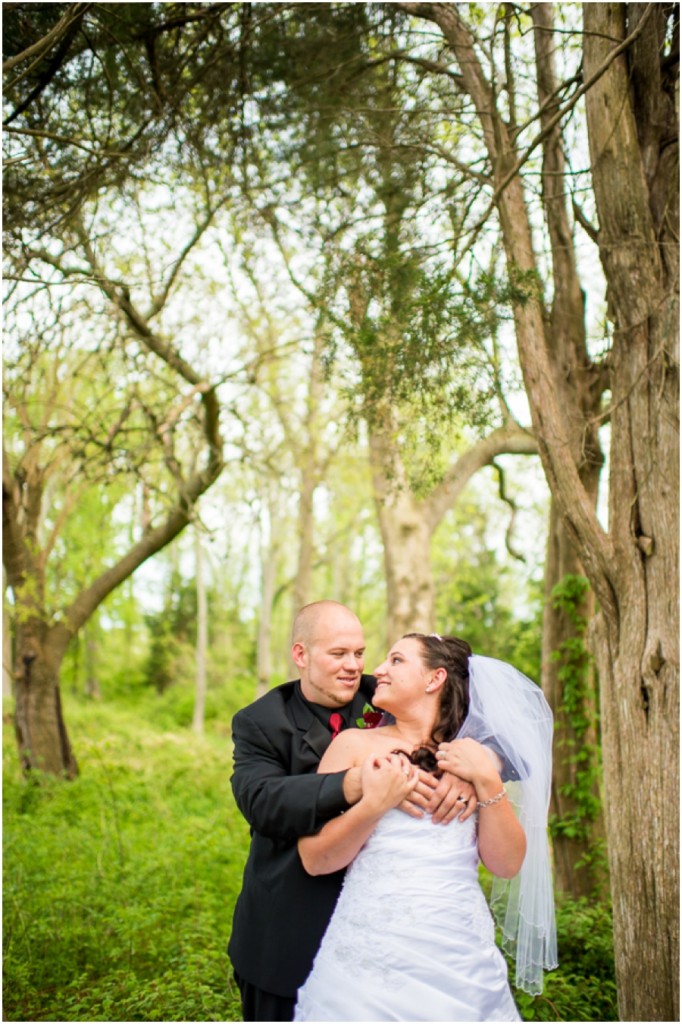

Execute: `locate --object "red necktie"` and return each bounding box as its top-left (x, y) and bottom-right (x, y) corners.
top-left (328, 712), bottom-right (344, 739)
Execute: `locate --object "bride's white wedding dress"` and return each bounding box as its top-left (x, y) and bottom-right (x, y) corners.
top-left (294, 808), bottom-right (520, 1022)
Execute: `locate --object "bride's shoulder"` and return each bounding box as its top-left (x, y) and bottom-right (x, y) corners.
top-left (331, 727), bottom-right (375, 753)
top-left (345, 722), bottom-right (399, 746)
top-left (320, 723), bottom-right (395, 770)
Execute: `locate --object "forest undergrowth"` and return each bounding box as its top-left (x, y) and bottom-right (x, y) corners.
top-left (3, 691), bottom-right (617, 1022)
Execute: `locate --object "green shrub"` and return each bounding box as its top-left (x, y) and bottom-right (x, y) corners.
top-left (4, 695), bottom-right (617, 1022)
top-left (3, 697), bottom-right (248, 1022)
top-left (510, 896), bottom-right (618, 1021)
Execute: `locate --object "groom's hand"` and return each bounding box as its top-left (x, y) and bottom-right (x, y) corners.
top-left (400, 770), bottom-right (477, 824)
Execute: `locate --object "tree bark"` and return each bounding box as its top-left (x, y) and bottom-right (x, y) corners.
top-left (256, 491), bottom-right (280, 699)
top-left (582, 6), bottom-right (679, 1019)
top-left (192, 526), bottom-right (207, 735)
top-left (369, 437), bottom-right (435, 643)
top-left (13, 618), bottom-right (77, 777)
top-left (3, 569), bottom-right (13, 699)
top-left (542, 500), bottom-right (605, 897)
top-left (532, 2), bottom-right (606, 897)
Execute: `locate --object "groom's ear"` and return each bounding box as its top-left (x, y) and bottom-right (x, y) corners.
top-left (291, 642), bottom-right (307, 669)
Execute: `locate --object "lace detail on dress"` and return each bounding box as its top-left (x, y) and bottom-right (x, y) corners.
top-left (312, 810), bottom-right (481, 987)
top-left (320, 836), bottom-right (419, 986)
top-left (466, 886), bottom-right (497, 946)
top-left (295, 809), bottom-right (521, 1022)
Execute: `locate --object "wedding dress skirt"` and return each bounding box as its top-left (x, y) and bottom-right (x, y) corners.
top-left (294, 808), bottom-right (520, 1022)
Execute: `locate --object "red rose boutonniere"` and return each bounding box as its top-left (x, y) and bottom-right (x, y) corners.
top-left (356, 703), bottom-right (383, 729)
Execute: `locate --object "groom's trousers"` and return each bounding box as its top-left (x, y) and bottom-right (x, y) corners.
top-left (234, 970), bottom-right (296, 1022)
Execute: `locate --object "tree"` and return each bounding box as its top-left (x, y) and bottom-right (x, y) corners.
top-left (396, 4), bottom-right (679, 1018)
top-left (3, 1), bottom-right (272, 774)
top-left (255, 480), bottom-right (286, 699)
top-left (222, 263), bottom-right (347, 687)
top-left (3, 3), bottom-right (246, 236)
top-left (192, 523), bottom-right (208, 735)
top-left (3, 568), bottom-right (13, 698)
top-left (529, 2), bottom-right (607, 898)
top-left (245, 14), bottom-right (541, 642)
top-left (3, 203), bottom-right (225, 775)
top-left (225, 256), bottom-right (340, 619)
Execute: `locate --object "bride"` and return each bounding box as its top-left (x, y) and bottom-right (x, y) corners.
top-left (294, 633), bottom-right (557, 1022)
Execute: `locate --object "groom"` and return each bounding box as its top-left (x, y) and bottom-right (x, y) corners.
top-left (228, 600), bottom-right (474, 1022)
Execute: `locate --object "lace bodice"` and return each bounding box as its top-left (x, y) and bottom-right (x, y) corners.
top-left (295, 809), bottom-right (520, 1021)
top-left (323, 810), bottom-right (495, 983)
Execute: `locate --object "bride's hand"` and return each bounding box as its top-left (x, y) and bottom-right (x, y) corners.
top-left (435, 738), bottom-right (501, 788)
top-left (360, 753), bottom-right (417, 814)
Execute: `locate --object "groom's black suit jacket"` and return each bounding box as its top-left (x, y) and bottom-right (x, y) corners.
top-left (228, 675), bottom-right (376, 999)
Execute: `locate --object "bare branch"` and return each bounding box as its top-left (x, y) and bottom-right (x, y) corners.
top-left (423, 421), bottom-right (537, 531)
top-left (5, 228), bottom-right (227, 634)
top-left (3, 124), bottom-right (130, 158)
top-left (572, 197), bottom-right (599, 242)
top-left (148, 196), bottom-right (232, 316)
top-left (397, 2), bottom-right (657, 267)
top-left (491, 459), bottom-right (526, 562)
top-left (3, 3), bottom-right (92, 75)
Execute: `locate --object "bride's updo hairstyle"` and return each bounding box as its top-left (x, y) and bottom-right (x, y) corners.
top-left (401, 633), bottom-right (472, 772)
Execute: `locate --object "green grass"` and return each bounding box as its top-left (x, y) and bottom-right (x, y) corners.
top-left (3, 689), bottom-right (617, 1022)
top-left (3, 695), bottom-right (248, 1022)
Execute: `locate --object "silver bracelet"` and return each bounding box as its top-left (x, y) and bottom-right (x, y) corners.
top-left (478, 787), bottom-right (506, 808)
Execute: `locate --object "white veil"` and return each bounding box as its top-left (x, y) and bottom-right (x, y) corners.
top-left (458, 654), bottom-right (558, 995)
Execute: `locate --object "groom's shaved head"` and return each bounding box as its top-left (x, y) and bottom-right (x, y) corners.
top-left (291, 601), bottom-right (365, 707)
top-left (292, 600), bottom-right (360, 648)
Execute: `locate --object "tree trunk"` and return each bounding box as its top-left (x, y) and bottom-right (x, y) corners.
top-left (3, 570), bottom-right (13, 699)
top-left (542, 500), bottom-right (605, 897)
top-left (369, 423), bottom-right (537, 644)
top-left (582, 6), bottom-right (679, 1018)
top-left (257, 490), bottom-right (281, 698)
top-left (192, 527), bottom-right (207, 735)
top-left (257, 564), bottom-right (276, 698)
top-left (292, 467), bottom-right (316, 616)
top-left (13, 619), bottom-right (77, 777)
top-left (531, 2), bottom-right (607, 899)
top-left (371, 471), bottom-right (435, 643)
top-left (83, 616), bottom-right (101, 699)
